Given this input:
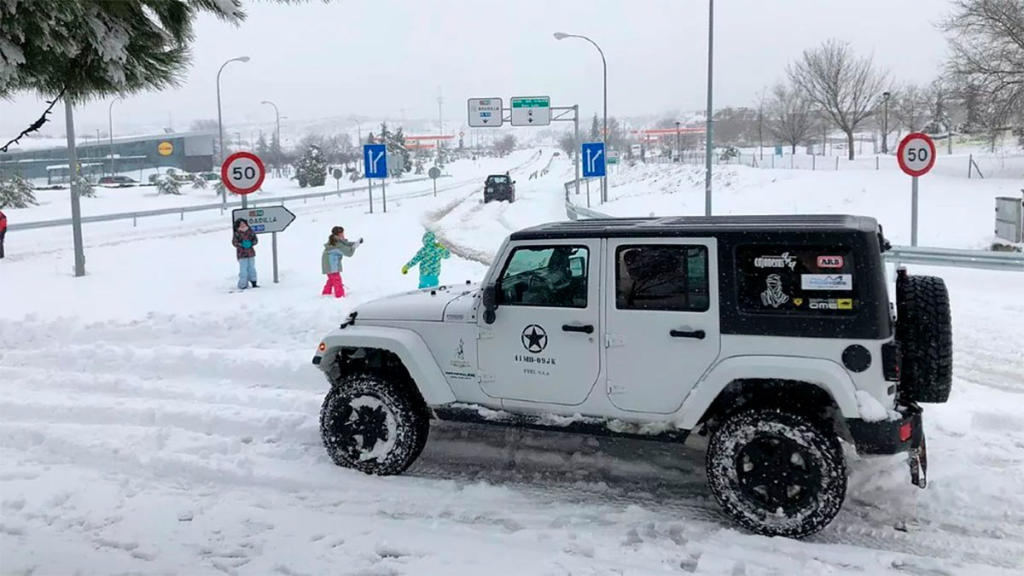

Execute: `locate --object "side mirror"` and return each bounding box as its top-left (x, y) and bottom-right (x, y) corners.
top-left (512, 180), bottom-right (517, 185)
top-left (482, 284), bottom-right (498, 325)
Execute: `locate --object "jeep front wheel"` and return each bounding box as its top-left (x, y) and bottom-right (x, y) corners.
top-left (706, 408), bottom-right (846, 538)
top-left (320, 373), bottom-right (428, 476)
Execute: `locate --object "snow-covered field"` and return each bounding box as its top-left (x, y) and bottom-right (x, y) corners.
top-left (2, 152), bottom-right (1023, 575)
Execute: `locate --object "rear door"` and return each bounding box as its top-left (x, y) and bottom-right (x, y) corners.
top-left (605, 239), bottom-right (721, 413)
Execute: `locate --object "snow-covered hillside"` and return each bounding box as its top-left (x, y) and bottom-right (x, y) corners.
top-left (1, 153), bottom-right (1022, 575)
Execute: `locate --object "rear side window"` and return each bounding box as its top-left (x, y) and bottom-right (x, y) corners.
top-left (736, 246), bottom-right (856, 314)
top-left (616, 245), bottom-right (709, 312)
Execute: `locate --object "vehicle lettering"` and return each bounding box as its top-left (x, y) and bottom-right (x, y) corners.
top-left (754, 252), bottom-right (797, 270)
top-left (801, 274), bottom-right (853, 291)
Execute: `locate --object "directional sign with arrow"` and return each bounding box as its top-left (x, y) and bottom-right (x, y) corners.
top-left (510, 96), bottom-right (551, 126)
top-left (231, 206), bottom-right (296, 234)
top-left (468, 98), bottom-right (503, 128)
top-left (582, 142), bottom-right (606, 178)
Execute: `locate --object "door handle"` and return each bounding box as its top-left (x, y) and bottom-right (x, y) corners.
top-left (562, 324), bottom-right (594, 334)
top-left (670, 329), bottom-right (706, 340)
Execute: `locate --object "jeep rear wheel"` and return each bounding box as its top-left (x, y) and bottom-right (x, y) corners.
top-left (896, 274), bottom-right (953, 403)
top-left (706, 408), bottom-right (846, 538)
top-left (320, 373), bottom-right (428, 476)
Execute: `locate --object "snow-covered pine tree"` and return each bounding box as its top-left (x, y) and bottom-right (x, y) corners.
top-left (0, 175), bottom-right (39, 209)
top-left (192, 174), bottom-right (208, 190)
top-left (255, 132), bottom-right (269, 161)
top-left (295, 145), bottom-right (327, 187)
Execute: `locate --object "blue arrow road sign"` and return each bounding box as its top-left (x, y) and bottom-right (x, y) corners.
top-left (582, 142), bottom-right (606, 178)
top-left (363, 144), bottom-right (388, 179)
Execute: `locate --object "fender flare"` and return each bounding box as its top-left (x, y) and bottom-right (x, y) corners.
top-left (316, 325), bottom-right (456, 405)
top-left (676, 355), bottom-right (861, 429)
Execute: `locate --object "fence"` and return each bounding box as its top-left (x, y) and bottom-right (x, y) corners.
top-left (563, 189), bottom-right (1024, 272)
top-left (8, 175), bottom-right (442, 232)
top-left (642, 149), bottom-right (1024, 180)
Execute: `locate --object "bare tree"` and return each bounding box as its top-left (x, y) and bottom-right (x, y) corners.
top-left (788, 39), bottom-right (889, 159)
top-left (923, 79), bottom-right (955, 133)
top-left (494, 134), bottom-right (516, 157)
top-left (943, 0), bottom-right (1024, 147)
top-left (768, 83), bottom-right (815, 154)
top-left (891, 84), bottom-right (930, 133)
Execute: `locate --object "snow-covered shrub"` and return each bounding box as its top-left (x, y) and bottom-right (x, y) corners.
top-left (192, 174), bottom-right (208, 190)
top-left (156, 175), bottom-right (182, 195)
top-left (294, 145), bottom-right (327, 188)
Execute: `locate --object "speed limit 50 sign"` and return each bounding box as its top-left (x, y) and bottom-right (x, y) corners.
top-left (221, 151), bottom-right (266, 195)
top-left (897, 133), bottom-right (936, 177)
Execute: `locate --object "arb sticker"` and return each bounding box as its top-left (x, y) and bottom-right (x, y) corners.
top-left (817, 255), bottom-right (844, 269)
top-left (802, 274), bottom-right (853, 291)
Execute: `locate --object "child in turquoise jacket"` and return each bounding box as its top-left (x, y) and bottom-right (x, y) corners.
top-left (402, 231), bottom-right (450, 289)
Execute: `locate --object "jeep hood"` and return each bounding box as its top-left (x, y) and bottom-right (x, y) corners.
top-left (355, 284), bottom-right (480, 323)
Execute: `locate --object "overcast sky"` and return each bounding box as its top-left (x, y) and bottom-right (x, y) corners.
top-left (1, 0), bottom-right (957, 140)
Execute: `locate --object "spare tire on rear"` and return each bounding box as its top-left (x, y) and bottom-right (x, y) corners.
top-left (896, 274), bottom-right (953, 403)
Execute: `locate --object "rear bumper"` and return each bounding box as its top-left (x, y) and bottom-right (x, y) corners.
top-left (847, 402), bottom-right (924, 455)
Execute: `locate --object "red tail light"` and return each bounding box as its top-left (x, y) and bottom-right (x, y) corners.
top-left (899, 422), bottom-right (912, 442)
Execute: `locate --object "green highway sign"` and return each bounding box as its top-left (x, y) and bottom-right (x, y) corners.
top-left (511, 96), bottom-right (551, 126)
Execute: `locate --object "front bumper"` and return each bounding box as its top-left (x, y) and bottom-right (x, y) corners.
top-left (847, 402), bottom-right (928, 488)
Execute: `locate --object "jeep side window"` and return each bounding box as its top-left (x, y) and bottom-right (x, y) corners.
top-left (616, 245), bottom-right (709, 311)
top-left (497, 246), bottom-right (589, 308)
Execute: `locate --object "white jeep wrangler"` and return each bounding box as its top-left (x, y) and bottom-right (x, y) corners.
top-left (312, 215), bottom-right (952, 537)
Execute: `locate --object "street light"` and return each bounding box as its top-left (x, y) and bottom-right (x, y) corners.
top-left (261, 100), bottom-right (280, 148)
top-left (554, 31), bottom-right (608, 203)
top-left (881, 91), bottom-right (891, 154)
top-left (217, 55), bottom-right (250, 205)
top-left (108, 96), bottom-right (121, 176)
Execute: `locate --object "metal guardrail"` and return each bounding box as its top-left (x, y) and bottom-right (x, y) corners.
top-left (884, 246), bottom-right (1024, 272)
top-left (564, 194), bottom-right (1024, 272)
top-left (8, 175), bottom-right (442, 232)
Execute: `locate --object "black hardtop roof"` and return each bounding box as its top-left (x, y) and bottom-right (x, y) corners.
top-left (509, 214), bottom-right (880, 240)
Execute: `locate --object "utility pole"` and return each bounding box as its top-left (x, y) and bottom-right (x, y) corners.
top-left (108, 97), bottom-right (120, 176)
top-left (675, 121), bottom-right (682, 162)
top-left (882, 91), bottom-right (891, 154)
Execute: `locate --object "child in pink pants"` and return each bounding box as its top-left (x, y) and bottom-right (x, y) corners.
top-left (321, 226), bottom-right (362, 298)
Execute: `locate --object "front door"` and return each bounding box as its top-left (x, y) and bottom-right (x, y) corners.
top-left (605, 238), bottom-right (721, 413)
top-left (478, 240), bottom-right (601, 405)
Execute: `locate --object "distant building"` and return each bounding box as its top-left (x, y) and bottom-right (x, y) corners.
top-left (0, 131), bottom-right (216, 182)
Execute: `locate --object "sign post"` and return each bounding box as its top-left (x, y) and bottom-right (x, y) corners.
top-left (332, 168), bottom-right (343, 192)
top-left (897, 133), bottom-right (936, 247)
top-left (231, 206), bottom-right (296, 283)
top-left (428, 166), bottom-right (441, 197)
top-left (363, 144), bottom-right (388, 214)
top-left (221, 151), bottom-right (266, 210)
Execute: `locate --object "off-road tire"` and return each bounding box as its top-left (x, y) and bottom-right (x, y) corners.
top-left (896, 275), bottom-right (953, 403)
top-left (320, 372), bottom-right (428, 476)
top-left (706, 408), bottom-right (847, 538)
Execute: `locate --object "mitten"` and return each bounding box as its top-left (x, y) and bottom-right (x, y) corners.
top-left (241, 240), bottom-right (252, 249)
top-left (401, 265), bottom-right (409, 275)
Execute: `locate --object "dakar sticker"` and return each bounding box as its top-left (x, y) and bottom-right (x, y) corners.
top-left (760, 274), bottom-right (790, 308)
top-left (816, 255), bottom-right (844, 269)
top-left (754, 252), bottom-right (798, 271)
top-left (801, 274), bottom-right (853, 291)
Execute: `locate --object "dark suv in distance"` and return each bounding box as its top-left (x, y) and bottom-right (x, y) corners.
top-left (98, 175), bottom-right (138, 188)
top-left (483, 174), bottom-right (515, 203)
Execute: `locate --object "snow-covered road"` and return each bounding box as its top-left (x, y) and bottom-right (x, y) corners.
top-left (2, 154), bottom-right (1023, 575)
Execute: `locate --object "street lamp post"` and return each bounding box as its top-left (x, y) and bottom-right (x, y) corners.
top-left (881, 91), bottom-right (891, 154)
top-left (704, 0), bottom-right (714, 216)
top-left (108, 97), bottom-right (121, 176)
top-left (217, 55), bottom-right (250, 206)
top-left (554, 32), bottom-right (607, 202)
top-left (261, 101), bottom-right (280, 177)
